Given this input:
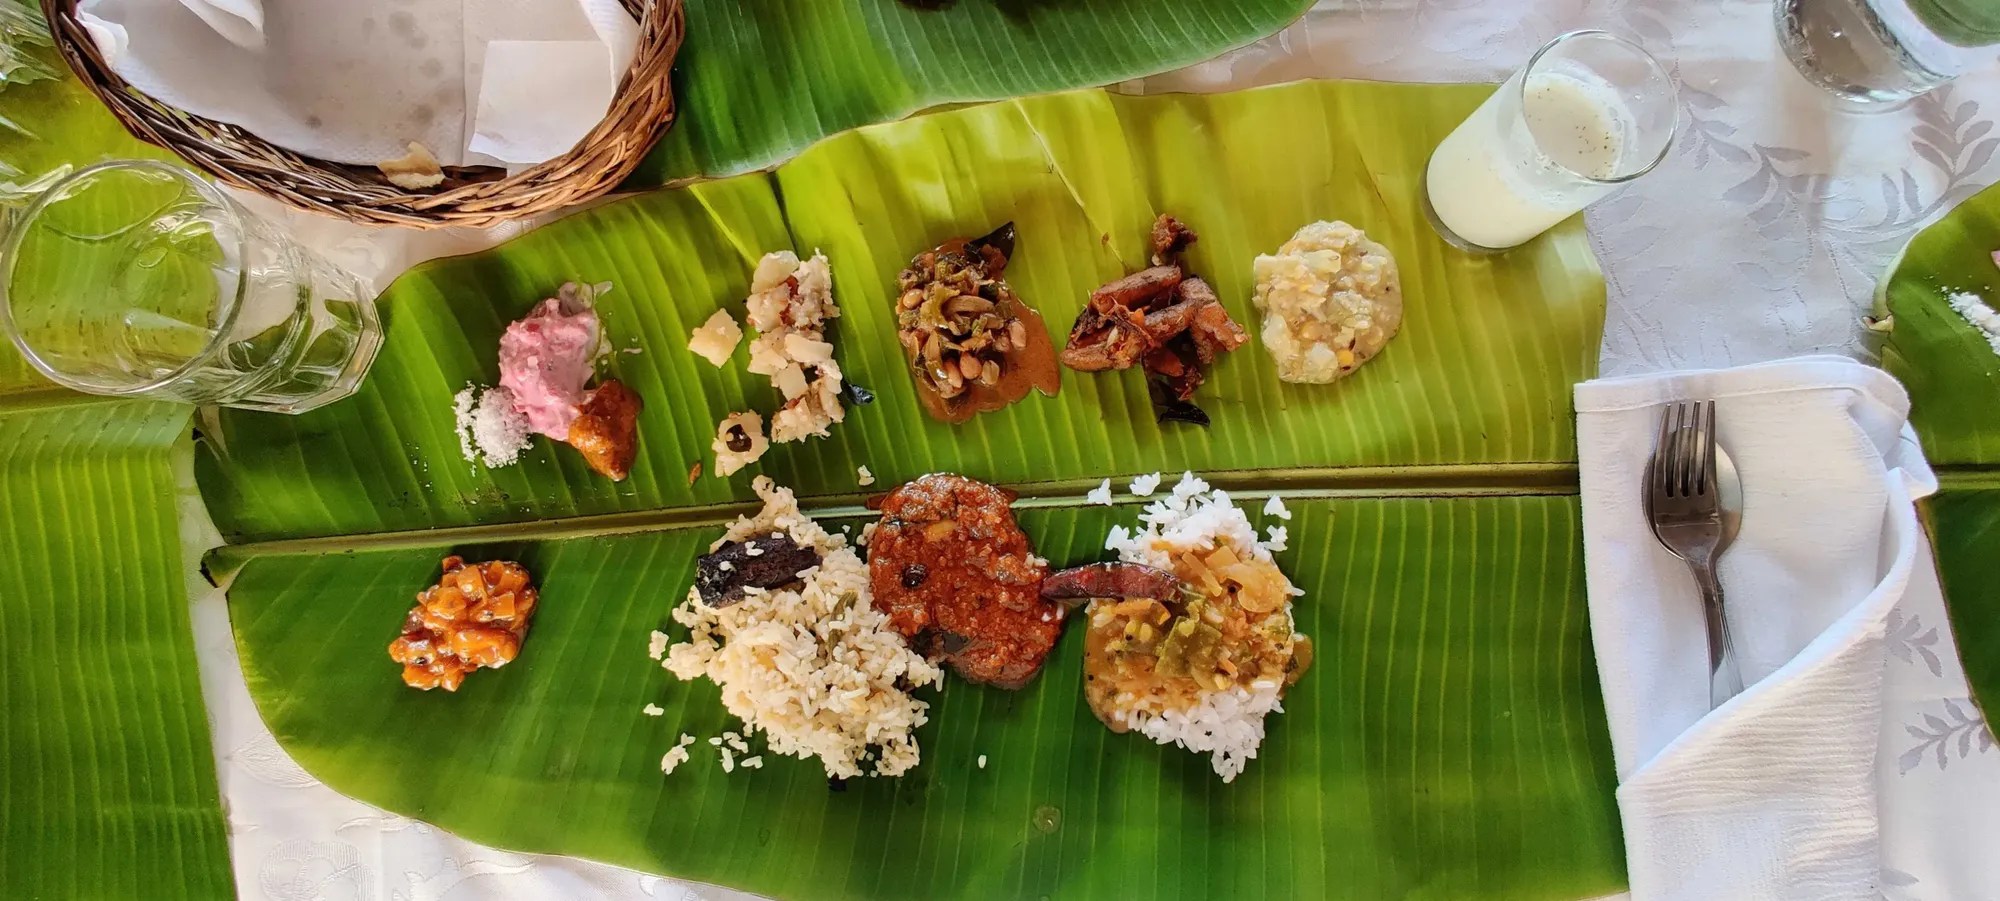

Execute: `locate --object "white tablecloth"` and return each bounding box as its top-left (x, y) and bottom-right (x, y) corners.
top-left (186, 1), bottom-right (2000, 898)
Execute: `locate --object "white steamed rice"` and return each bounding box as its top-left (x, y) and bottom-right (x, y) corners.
top-left (1102, 472), bottom-right (1305, 782)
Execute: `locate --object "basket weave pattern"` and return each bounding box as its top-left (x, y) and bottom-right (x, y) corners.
top-left (43, 0), bottom-right (684, 229)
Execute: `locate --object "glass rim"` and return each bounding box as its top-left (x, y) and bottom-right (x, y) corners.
top-left (0, 159), bottom-right (253, 397)
top-left (1516, 28), bottom-right (1680, 186)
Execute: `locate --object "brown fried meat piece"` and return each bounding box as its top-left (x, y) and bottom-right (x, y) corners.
top-left (1091, 265), bottom-right (1184, 311)
top-left (566, 379), bottom-right (641, 481)
top-left (1150, 214), bottom-right (1198, 266)
top-left (1041, 562), bottom-right (1183, 603)
top-left (1061, 306), bottom-right (1148, 372)
top-left (867, 474), bottom-right (1062, 689)
top-left (1180, 278), bottom-right (1250, 363)
top-left (1060, 216), bottom-right (1248, 407)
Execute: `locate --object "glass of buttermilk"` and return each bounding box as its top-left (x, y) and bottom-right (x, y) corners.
top-left (1423, 30), bottom-right (1678, 253)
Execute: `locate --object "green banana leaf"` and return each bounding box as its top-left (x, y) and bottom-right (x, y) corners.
top-left (197, 82), bottom-right (1603, 543)
top-left (0, 3), bottom-right (172, 201)
top-left (226, 496), bottom-right (1621, 900)
top-left (0, 8), bottom-right (179, 391)
top-left (0, 22), bottom-right (231, 900)
top-left (201, 80), bottom-right (1625, 898)
top-left (634, 0), bottom-right (1313, 183)
top-left (1880, 180), bottom-right (2000, 718)
top-left (1880, 181), bottom-right (2000, 466)
top-left (0, 399), bottom-right (231, 900)
top-left (1924, 481), bottom-right (2000, 718)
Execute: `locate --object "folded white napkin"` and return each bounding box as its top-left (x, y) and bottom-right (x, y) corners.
top-left (73, 0), bottom-right (638, 168)
top-left (1575, 355), bottom-right (1938, 900)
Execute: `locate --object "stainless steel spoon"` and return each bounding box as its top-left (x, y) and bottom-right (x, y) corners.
top-left (1644, 432), bottom-right (1745, 707)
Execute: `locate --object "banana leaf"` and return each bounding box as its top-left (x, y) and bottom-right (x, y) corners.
top-left (1924, 482), bottom-right (2000, 718)
top-left (1880, 180), bottom-right (2000, 717)
top-left (0, 22), bottom-right (231, 900)
top-left (223, 495), bottom-right (1620, 900)
top-left (0, 11), bottom-right (180, 389)
top-left (196, 82), bottom-right (1603, 543)
top-left (635, 0), bottom-right (1313, 183)
top-left (0, 399), bottom-right (231, 900)
top-left (0, 3), bottom-right (171, 215)
top-left (201, 80), bottom-right (1625, 898)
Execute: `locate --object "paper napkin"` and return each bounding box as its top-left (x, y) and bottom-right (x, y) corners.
top-left (73, 0), bottom-right (639, 168)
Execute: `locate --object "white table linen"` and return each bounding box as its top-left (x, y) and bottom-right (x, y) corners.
top-left (183, 0), bottom-right (2000, 898)
top-left (1576, 357), bottom-right (1937, 900)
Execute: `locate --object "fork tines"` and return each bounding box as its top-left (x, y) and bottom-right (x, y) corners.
top-left (1652, 399), bottom-right (1718, 501)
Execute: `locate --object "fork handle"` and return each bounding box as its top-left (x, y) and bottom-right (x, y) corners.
top-left (1693, 564), bottom-right (1744, 708)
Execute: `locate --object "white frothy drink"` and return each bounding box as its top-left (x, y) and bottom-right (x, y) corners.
top-left (1425, 68), bottom-right (1635, 250)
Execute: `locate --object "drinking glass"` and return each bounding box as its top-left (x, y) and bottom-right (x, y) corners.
top-left (1777, 0), bottom-right (1997, 106)
top-left (1, 160), bottom-right (381, 413)
top-left (1422, 30), bottom-right (1678, 253)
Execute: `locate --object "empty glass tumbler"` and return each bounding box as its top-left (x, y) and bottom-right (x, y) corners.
top-left (1778, 0), bottom-right (1999, 105)
top-left (1, 160), bottom-right (381, 413)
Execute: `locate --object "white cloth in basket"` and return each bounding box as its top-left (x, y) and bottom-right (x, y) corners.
top-left (74, 0), bottom-right (639, 167)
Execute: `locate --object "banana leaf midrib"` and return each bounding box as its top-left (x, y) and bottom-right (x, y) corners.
top-left (0, 384), bottom-right (111, 411)
top-left (1935, 465), bottom-right (2000, 483)
top-left (200, 461), bottom-right (1585, 576)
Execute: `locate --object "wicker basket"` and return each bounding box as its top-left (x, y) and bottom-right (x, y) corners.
top-left (42, 0), bottom-right (685, 229)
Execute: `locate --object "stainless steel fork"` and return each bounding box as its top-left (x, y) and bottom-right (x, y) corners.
top-left (1646, 400), bottom-right (1744, 709)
